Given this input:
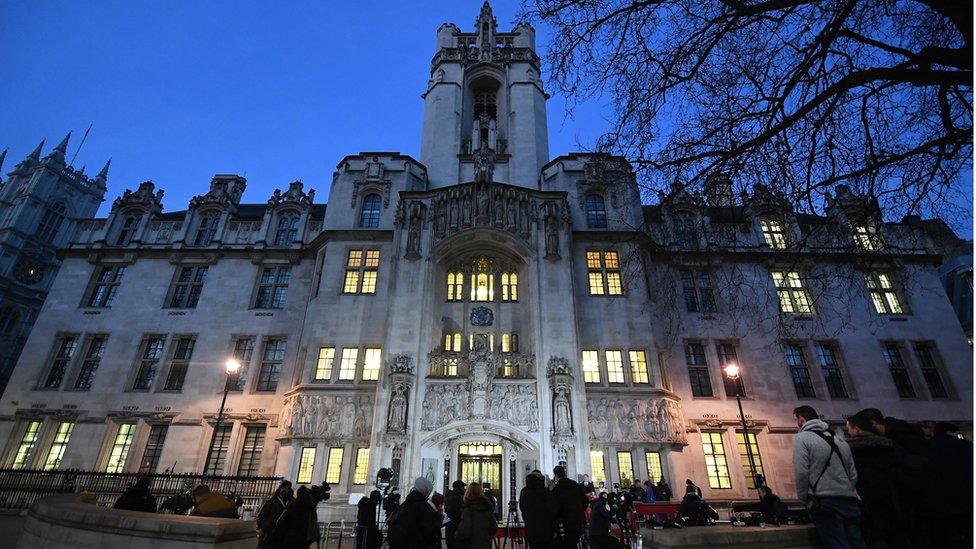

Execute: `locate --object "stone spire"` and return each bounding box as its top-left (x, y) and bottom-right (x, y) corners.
top-left (27, 139), bottom-right (45, 162)
top-left (44, 131), bottom-right (71, 164)
top-left (0, 149), bottom-right (7, 173)
top-left (475, 0), bottom-right (497, 58)
top-left (94, 159), bottom-right (111, 187)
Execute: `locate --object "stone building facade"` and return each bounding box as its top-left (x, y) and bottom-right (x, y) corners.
top-left (0, 136), bottom-right (107, 395)
top-left (0, 3), bottom-right (971, 518)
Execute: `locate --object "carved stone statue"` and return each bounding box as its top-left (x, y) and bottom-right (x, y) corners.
top-left (406, 201), bottom-right (423, 259)
top-left (544, 202), bottom-right (560, 259)
top-left (553, 385), bottom-right (573, 435)
top-left (387, 384), bottom-right (408, 433)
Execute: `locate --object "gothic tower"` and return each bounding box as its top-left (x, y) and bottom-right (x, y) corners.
top-left (0, 135), bottom-right (106, 394)
top-left (420, 1), bottom-right (550, 188)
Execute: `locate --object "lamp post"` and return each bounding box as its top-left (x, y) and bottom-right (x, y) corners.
top-left (723, 363), bottom-right (762, 497)
top-left (203, 358), bottom-right (241, 477)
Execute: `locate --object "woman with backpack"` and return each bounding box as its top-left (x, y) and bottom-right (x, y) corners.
top-left (271, 486), bottom-right (321, 548)
top-left (454, 482), bottom-right (497, 549)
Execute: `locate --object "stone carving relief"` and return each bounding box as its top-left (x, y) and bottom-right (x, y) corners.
top-left (546, 356), bottom-right (570, 377)
top-left (552, 384), bottom-right (573, 436)
top-left (282, 394), bottom-right (373, 442)
top-left (429, 183), bottom-right (540, 241)
top-left (421, 381), bottom-right (539, 432)
top-left (487, 384), bottom-right (539, 430)
top-left (386, 354), bottom-right (414, 435)
top-left (543, 201), bottom-right (561, 260)
top-left (470, 306), bottom-right (494, 326)
top-left (586, 398), bottom-right (686, 444)
top-left (112, 181), bottom-right (164, 214)
top-left (405, 201), bottom-right (425, 260)
top-left (268, 180), bottom-right (315, 210)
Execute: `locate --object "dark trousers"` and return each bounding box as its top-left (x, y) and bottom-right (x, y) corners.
top-left (554, 530), bottom-right (581, 549)
top-left (809, 496), bottom-right (868, 549)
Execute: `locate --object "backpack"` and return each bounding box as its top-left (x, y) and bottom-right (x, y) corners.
top-left (808, 429), bottom-right (848, 494)
top-left (385, 503), bottom-right (408, 547)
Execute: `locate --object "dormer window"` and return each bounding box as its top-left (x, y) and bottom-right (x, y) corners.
top-left (116, 215), bottom-right (138, 246)
top-left (360, 194), bottom-right (381, 228)
top-left (35, 203), bottom-right (67, 243)
top-left (585, 194), bottom-right (608, 229)
top-left (275, 214), bottom-right (300, 246)
top-left (194, 213), bottom-right (219, 246)
top-left (853, 224), bottom-right (883, 251)
top-left (760, 219), bottom-right (787, 249)
top-left (673, 213), bottom-right (698, 250)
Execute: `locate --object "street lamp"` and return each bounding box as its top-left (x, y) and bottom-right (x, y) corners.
top-left (203, 359), bottom-right (241, 477)
top-left (723, 363), bottom-right (762, 497)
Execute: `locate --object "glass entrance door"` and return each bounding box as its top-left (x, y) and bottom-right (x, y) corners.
top-left (458, 442), bottom-right (502, 491)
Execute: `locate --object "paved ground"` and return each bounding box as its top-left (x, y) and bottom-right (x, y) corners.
top-left (0, 514), bottom-right (24, 547)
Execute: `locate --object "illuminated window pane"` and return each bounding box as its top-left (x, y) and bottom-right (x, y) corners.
top-left (603, 251), bottom-right (619, 268)
top-left (582, 350), bottom-right (601, 383)
top-left (760, 219), bottom-right (787, 249)
top-left (629, 351), bottom-right (649, 384)
top-left (447, 272), bottom-right (464, 301)
top-left (590, 450), bottom-right (606, 486)
top-left (588, 272), bottom-right (605, 295)
top-left (866, 272), bottom-right (903, 314)
top-left (338, 348), bottom-right (358, 380)
top-left (297, 447), bottom-right (316, 483)
top-left (471, 272), bottom-right (493, 301)
top-left (325, 447), bottom-right (344, 484)
top-left (12, 421), bottom-right (42, 469)
top-left (701, 431), bottom-right (731, 489)
top-left (347, 250), bottom-right (362, 267)
top-left (43, 421), bottom-right (74, 470)
top-left (365, 250), bottom-right (380, 267)
top-left (315, 347), bottom-right (335, 380)
top-left (353, 448), bottom-right (370, 484)
top-left (616, 451), bottom-right (634, 488)
top-left (645, 451), bottom-right (663, 483)
top-left (772, 271), bottom-right (813, 314)
top-left (586, 252), bottom-right (602, 269)
top-left (501, 333), bottom-right (511, 353)
top-left (343, 271), bottom-right (359, 293)
top-left (361, 270), bottom-right (377, 294)
top-left (362, 348), bottom-right (381, 381)
top-left (106, 424), bottom-right (136, 473)
top-left (606, 351), bottom-right (624, 383)
top-left (501, 272), bottom-right (518, 301)
top-left (854, 225), bottom-right (883, 250)
top-left (735, 432), bottom-right (765, 489)
top-left (606, 272), bottom-right (623, 295)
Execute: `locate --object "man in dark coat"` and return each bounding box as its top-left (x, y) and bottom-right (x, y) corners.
top-left (845, 421), bottom-right (913, 548)
top-left (356, 490), bottom-right (383, 549)
top-left (387, 477), bottom-right (442, 549)
top-left (443, 480), bottom-right (465, 549)
top-left (654, 479), bottom-right (672, 502)
top-left (519, 472), bottom-right (554, 548)
top-left (113, 476), bottom-right (157, 513)
top-left (257, 480), bottom-right (292, 548)
top-left (587, 493), bottom-right (623, 549)
top-left (550, 466), bottom-right (587, 549)
top-left (928, 422), bottom-right (974, 547)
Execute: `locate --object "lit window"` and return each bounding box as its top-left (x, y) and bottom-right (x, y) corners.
top-left (162, 337), bottom-right (195, 391)
top-left (470, 258), bottom-right (494, 301)
top-left (35, 203), bottom-right (66, 243)
top-left (256, 338), bottom-right (285, 391)
top-left (353, 448), bottom-right (370, 484)
top-left (139, 425), bottom-right (168, 473)
top-left (229, 337), bottom-right (255, 391)
top-left (816, 343), bottom-right (849, 398)
top-left (344, 250), bottom-right (380, 294)
top-left (447, 271), bottom-right (464, 301)
top-left (716, 343), bottom-right (742, 397)
top-left (362, 348), bottom-right (381, 381)
top-left (11, 421), bottom-right (42, 469)
top-left (315, 347), bottom-right (336, 381)
top-left (771, 271), bottom-right (813, 314)
top-left (325, 447), bottom-right (344, 484)
top-left (760, 219), bottom-right (787, 249)
top-left (645, 451), bottom-right (663, 483)
top-left (783, 344), bottom-right (816, 398)
top-left (681, 269), bottom-right (717, 313)
top-left (274, 215), bottom-right (300, 246)
top-left (360, 194), bottom-right (381, 228)
top-left (443, 332), bottom-right (462, 352)
top-left (585, 195), bottom-right (608, 229)
top-left (500, 333), bottom-right (519, 353)
top-left (587, 250), bottom-right (623, 296)
top-left (255, 266), bottom-right (291, 309)
top-left (116, 215), bottom-right (138, 246)
top-left (883, 343), bottom-right (916, 398)
top-left (86, 266), bottom-right (126, 308)
top-left (297, 447), bottom-right (316, 483)
top-left (237, 426), bottom-right (266, 476)
top-left (74, 336), bottom-right (107, 390)
top-left (914, 343), bottom-right (948, 398)
top-left (194, 213), bottom-right (219, 246)
top-left (168, 266), bottom-right (208, 308)
top-left (735, 432), bottom-right (765, 489)
top-left (853, 225), bottom-right (883, 250)
top-left (590, 450), bottom-right (606, 486)
top-left (43, 335), bottom-right (78, 389)
top-left (106, 423), bottom-right (135, 473)
top-left (606, 351), bottom-right (624, 384)
top-left (582, 350), bottom-right (601, 384)
top-left (616, 451), bottom-right (634, 488)
top-left (866, 272), bottom-right (904, 314)
top-left (132, 336), bottom-right (166, 390)
top-left (203, 424), bottom-right (231, 475)
top-left (686, 342), bottom-right (712, 397)
top-left (338, 348), bottom-right (358, 380)
top-left (701, 431), bottom-right (731, 489)
top-left (629, 350), bottom-right (649, 384)
top-left (501, 272), bottom-right (518, 301)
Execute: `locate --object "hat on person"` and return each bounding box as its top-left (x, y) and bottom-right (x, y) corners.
top-left (413, 477), bottom-right (433, 498)
top-left (191, 484), bottom-right (211, 497)
top-left (452, 480), bottom-right (467, 490)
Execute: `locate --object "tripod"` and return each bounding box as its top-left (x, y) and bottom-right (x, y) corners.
top-left (501, 501), bottom-right (524, 549)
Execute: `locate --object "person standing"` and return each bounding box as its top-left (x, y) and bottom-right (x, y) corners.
top-left (257, 480), bottom-right (293, 548)
top-left (113, 476), bottom-right (158, 513)
top-left (454, 482), bottom-right (497, 549)
top-left (792, 406), bottom-right (866, 549)
top-left (683, 479), bottom-right (701, 498)
top-left (188, 484), bottom-right (238, 518)
top-left (550, 465), bottom-right (587, 549)
top-left (356, 490), bottom-right (383, 549)
top-left (443, 480), bottom-right (466, 549)
top-left (519, 472), bottom-right (554, 549)
top-left (587, 492), bottom-right (623, 549)
top-left (387, 477), bottom-right (442, 549)
top-left (271, 486), bottom-right (320, 549)
top-left (654, 479), bottom-right (672, 502)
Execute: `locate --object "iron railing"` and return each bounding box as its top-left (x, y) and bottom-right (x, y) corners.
top-left (0, 468), bottom-right (281, 517)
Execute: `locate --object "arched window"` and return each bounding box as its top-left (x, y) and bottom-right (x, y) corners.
top-left (470, 258), bottom-right (494, 302)
top-left (0, 307), bottom-right (18, 334)
top-left (474, 90), bottom-right (497, 119)
top-left (115, 215), bottom-right (138, 246)
top-left (360, 194), bottom-right (381, 228)
top-left (501, 272), bottom-right (518, 301)
top-left (35, 203), bottom-right (67, 243)
top-left (447, 271), bottom-right (464, 301)
top-left (194, 212), bottom-right (219, 246)
top-left (585, 194), bottom-right (608, 229)
top-left (275, 214), bottom-right (300, 246)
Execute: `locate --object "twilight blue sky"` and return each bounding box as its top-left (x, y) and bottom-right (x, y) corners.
top-left (0, 0), bottom-right (608, 216)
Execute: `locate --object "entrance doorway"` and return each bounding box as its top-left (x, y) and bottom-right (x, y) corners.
top-left (458, 442), bottom-right (502, 492)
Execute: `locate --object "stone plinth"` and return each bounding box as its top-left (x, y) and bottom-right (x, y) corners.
top-left (17, 494), bottom-right (257, 549)
top-left (643, 525), bottom-right (820, 548)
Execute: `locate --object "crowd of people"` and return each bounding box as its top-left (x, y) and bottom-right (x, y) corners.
top-left (792, 405), bottom-right (973, 549)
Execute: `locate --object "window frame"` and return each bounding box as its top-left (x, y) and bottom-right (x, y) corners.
top-left (325, 447), bottom-right (344, 484)
top-left (84, 265), bottom-right (126, 308)
top-left (701, 430), bottom-right (732, 489)
top-left (582, 350), bottom-right (601, 384)
top-left (913, 342), bottom-right (950, 399)
top-left (255, 337), bottom-right (286, 392)
top-left (605, 350), bottom-right (625, 384)
top-left (138, 424), bottom-right (169, 473)
top-left (771, 270), bottom-right (814, 314)
top-left (236, 425), bottom-right (266, 476)
top-left (352, 448), bottom-right (370, 485)
top-left (759, 218), bottom-right (788, 249)
top-left (590, 449), bottom-right (606, 487)
top-left (815, 342), bottom-right (850, 399)
top-left (359, 194), bottom-right (382, 228)
top-left (586, 250), bottom-right (623, 296)
top-left (629, 350), bottom-right (650, 384)
top-left (853, 224), bottom-right (884, 251)
top-left (203, 423), bottom-right (232, 475)
top-left (105, 423), bottom-right (136, 473)
top-left (274, 214), bottom-right (300, 246)
top-left (11, 420), bottom-right (43, 469)
top-left (73, 335), bottom-right (108, 390)
top-left (783, 343), bottom-right (817, 398)
top-left (42, 334), bottom-right (79, 389)
top-left (161, 336), bottom-right (196, 392)
top-left (254, 266), bottom-right (292, 309)
top-left (716, 342), bottom-right (742, 397)
top-left (43, 420), bottom-right (75, 470)
top-left (193, 213), bottom-right (220, 246)
top-left (228, 336), bottom-right (256, 391)
top-left (35, 202), bottom-right (67, 243)
top-left (735, 431), bottom-right (766, 489)
top-left (645, 451), bottom-right (664, 484)
top-left (680, 269), bottom-right (717, 313)
top-left (685, 342), bottom-right (713, 397)
top-left (343, 249), bottom-right (380, 295)
top-left (585, 194), bottom-right (608, 229)
top-left (131, 335), bottom-right (167, 391)
top-left (297, 447), bottom-right (316, 484)
top-left (883, 342), bottom-right (917, 398)
top-left (166, 266), bottom-right (209, 309)
top-left (865, 272), bottom-right (906, 315)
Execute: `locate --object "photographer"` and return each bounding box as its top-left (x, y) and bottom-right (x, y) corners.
top-left (356, 490), bottom-right (383, 549)
top-left (588, 492), bottom-right (624, 549)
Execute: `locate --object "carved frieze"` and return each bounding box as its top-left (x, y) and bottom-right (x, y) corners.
top-left (421, 381), bottom-right (539, 432)
top-left (282, 394), bottom-right (373, 442)
top-left (586, 398), bottom-right (687, 444)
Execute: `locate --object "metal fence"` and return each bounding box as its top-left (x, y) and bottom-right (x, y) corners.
top-left (0, 469), bottom-right (281, 516)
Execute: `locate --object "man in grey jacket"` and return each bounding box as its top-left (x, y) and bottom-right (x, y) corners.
top-left (792, 406), bottom-right (866, 549)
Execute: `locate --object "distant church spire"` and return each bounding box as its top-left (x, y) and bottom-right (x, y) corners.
top-left (95, 158), bottom-right (111, 186)
top-left (45, 131), bottom-right (72, 163)
top-left (0, 149), bottom-right (7, 173)
top-left (476, 0), bottom-right (497, 58)
top-left (27, 139), bottom-right (45, 162)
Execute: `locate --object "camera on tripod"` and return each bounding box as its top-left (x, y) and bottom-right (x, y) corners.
top-left (310, 481), bottom-right (331, 503)
top-left (507, 500), bottom-right (518, 513)
top-left (375, 467), bottom-right (395, 490)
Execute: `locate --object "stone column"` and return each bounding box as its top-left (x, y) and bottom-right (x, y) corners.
top-left (547, 357), bottom-right (575, 467)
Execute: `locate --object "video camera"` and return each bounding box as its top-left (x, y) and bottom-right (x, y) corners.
top-left (310, 481), bottom-right (332, 503)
